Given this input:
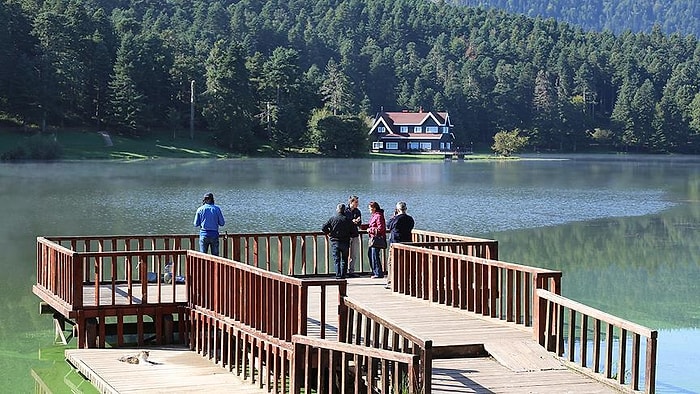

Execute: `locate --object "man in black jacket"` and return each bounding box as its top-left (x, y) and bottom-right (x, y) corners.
top-left (386, 201), bottom-right (415, 289)
top-left (322, 203), bottom-right (354, 279)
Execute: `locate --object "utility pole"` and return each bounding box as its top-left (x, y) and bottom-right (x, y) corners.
top-left (190, 80), bottom-right (195, 140)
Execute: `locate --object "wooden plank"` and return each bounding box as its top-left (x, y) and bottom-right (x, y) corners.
top-left (65, 347), bottom-right (269, 393)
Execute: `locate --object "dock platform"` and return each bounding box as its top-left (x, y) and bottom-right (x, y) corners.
top-left (34, 231), bottom-right (656, 393)
top-left (66, 347), bottom-right (268, 394)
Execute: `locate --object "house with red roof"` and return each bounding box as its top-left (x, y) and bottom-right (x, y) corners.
top-left (368, 109), bottom-right (454, 153)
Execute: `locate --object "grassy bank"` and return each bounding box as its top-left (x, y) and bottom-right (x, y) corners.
top-left (0, 128), bottom-right (236, 160)
top-left (0, 128), bottom-right (499, 160)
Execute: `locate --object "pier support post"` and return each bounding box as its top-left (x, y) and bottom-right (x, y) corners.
top-left (163, 314), bottom-right (174, 345)
top-left (85, 317), bottom-right (98, 348)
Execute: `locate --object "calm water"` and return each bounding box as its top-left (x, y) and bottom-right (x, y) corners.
top-left (0, 156), bottom-right (698, 392)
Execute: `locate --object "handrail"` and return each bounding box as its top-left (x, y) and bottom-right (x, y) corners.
top-left (36, 237), bottom-right (81, 310)
top-left (186, 250), bottom-right (346, 341)
top-left (341, 296), bottom-right (433, 394)
top-left (292, 335), bottom-right (421, 393)
top-left (536, 289), bottom-right (657, 394)
top-left (389, 243), bottom-right (561, 329)
top-left (186, 306), bottom-right (295, 392)
top-left (410, 229), bottom-right (499, 259)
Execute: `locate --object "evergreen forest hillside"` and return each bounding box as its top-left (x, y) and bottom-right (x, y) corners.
top-left (451, 0), bottom-right (700, 37)
top-left (2, 0), bottom-right (700, 156)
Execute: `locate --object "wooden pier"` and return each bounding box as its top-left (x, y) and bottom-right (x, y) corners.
top-left (33, 230), bottom-right (657, 393)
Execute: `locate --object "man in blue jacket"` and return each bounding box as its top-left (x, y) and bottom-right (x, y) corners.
top-left (194, 192), bottom-right (226, 255)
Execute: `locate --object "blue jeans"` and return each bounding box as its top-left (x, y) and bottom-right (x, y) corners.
top-left (331, 240), bottom-right (350, 279)
top-left (368, 247), bottom-right (383, 278)
top-left (200, 235), bottom-right (219, 255)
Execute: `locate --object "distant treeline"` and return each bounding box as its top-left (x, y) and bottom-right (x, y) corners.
top-left (451, 0), bottom-right (700, 37)
top-left (2, 0), bottom-right (700, 154)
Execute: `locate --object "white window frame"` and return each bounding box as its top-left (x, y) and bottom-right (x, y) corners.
top-left (400, 126), bottom-right (408, 133)
top-left (420, 142), bottom-right (432, 150)
top-left (413, 126), bottom-right (422, 133)
top-left (372, 141), bottom-right (384, 150)
top-left (385, 142), bottom-right (399, 150)
top-left (378, 126), bottom-right (386, 133)
top-left (441, 126), bottom-right (449, 134)
top-left (426, 126), bottom-right (438, 134)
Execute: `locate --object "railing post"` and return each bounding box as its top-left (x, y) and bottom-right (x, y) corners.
top-left (422, 340), bottom-right (433, 394)
top-left (297, 285), bottom-right (308, 337)
top-left (645, 332), bottom-right (657, 394)
top-left (338, 282), bottom-right (348, 346)
top-left (532, 277), bottom-right (545, 344)
top-left (74, 253), bottom-right (83, 309)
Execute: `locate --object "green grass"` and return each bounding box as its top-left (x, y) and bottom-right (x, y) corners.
top-left (1, 127), bottom-right (509, 161)
top-left (0, 128), bottom-right (234, 160)
top-left (31, 344), bottom-right (99, 394)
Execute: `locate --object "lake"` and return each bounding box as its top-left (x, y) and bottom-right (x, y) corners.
top-left (0, 155), bottom-right (697, 392)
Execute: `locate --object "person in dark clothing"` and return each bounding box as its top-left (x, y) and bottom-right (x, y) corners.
top-left (344, 195), bottom-right (362, 276)
top-left (385, 201), bottom-right (414, 289)
top-left (322, 203), bottom-right (354, 279)
top-left (387, 201), bottom-right (415, 243)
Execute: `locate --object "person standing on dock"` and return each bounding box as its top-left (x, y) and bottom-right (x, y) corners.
top-left (386, 201), bottom-right (414, 289)
top-left (345, 195), bottom-right (362, 276)
top-left (322, 203), bottom-right (354, 279)
top-left (367, 201), bottom-right (387, 279)
top-left (194, 192), bottom-right (226, 255)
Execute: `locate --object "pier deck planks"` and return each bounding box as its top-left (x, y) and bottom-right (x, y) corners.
top-left (65, 347), bottom-right (267, 394)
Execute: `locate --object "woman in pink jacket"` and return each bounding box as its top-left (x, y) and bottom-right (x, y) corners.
top-left (366, 201), bottom-right (386, 278)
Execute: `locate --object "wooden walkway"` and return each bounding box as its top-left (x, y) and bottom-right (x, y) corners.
top-left (66, 347), bottom-right (268, 394)
top-left (312, 277), bottom-right (620, 393)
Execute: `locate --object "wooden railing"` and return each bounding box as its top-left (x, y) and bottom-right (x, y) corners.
top-left (185, 252), bottom-right (422, 394)
top-left (36, 237), bottom-right (80, 313)
top-left (35, 232), bottom-right (657, 393)
top-left (186, 306), bottom-right (295, 394)
top-left (340, 296), bottom-right (433, 394)
top-left (389, 243), bottom-right (562, 328)
top-left (43, 234), bottom-right (201, 256)
top-left (36, 237), bottom-right (188, 310)
top-left (226, 231), bottom-right (374, 276)
top-left (536, 289), bottom-right (657, 394)
top-left (186, 250), bottom-right (346, 342)
top-left (292, 335), bottom-right (421, 394)
top-left (410, 229), bottom-right (499, 259)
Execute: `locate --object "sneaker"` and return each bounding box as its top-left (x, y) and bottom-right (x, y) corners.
top-left (370, 275), bottom-right (378, 279)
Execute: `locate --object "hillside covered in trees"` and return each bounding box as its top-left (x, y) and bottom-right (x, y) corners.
top-left (2, 0), bottom-right (700, 155)
top-left (451, 0), bottom-right (700, 37)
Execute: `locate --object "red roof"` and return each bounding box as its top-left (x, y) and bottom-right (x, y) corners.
top-left (381, 111), bottom-right (449, 126)
top-left (369, 110), bottom-right (453, 136)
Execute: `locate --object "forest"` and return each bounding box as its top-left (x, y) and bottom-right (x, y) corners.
top-left (452, 0), bottom-right (700, 37)
top-left (2, 0), bottom-right (700, 155)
